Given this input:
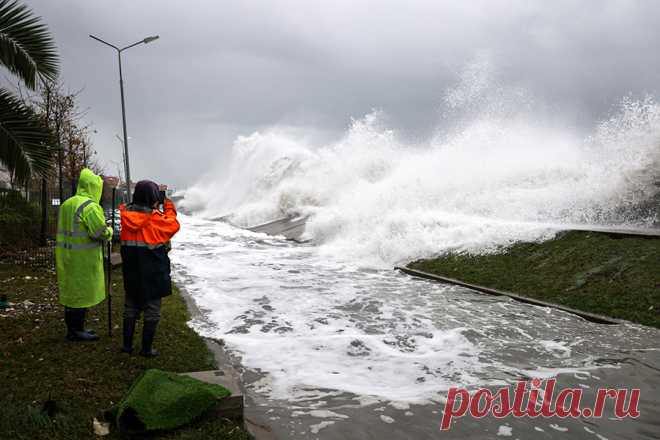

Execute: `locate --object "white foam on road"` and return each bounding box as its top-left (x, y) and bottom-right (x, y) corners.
top-left (309, 421), bottom-right (335, 434)
top-left (497, 424), bottom-right (513, 436)
top-left (171, 215), bottom-right (659, 406)
top-left (172, 63), bottom-right (660, 419)
top-left (173, 216), bottom-right (484, 403)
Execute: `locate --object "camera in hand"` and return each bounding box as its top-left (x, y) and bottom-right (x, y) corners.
top-left (158, 184), bottom-right (168, 205)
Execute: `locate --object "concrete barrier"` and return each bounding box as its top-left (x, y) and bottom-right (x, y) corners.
top-left (246, 216), bottom-right (308, 241)
top-left (180, 368), bottom-right (244, 422)
top-left (395, 266), bottom-right (626, 325)
top-left (550, 225), bottom-right (660, 238)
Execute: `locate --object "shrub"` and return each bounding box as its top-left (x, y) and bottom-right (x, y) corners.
top-left (0, 190), bottom-right (41, 248)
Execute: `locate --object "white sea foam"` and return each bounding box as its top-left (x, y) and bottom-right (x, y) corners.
top-left (182, 62), bottom-right (660, 267)
top-left (550, 423), bottom-right (569, 432)
top-left (497, 424), bottom-right (513, 436)
top-left (172, 62), bottom-right (660, 410)
top-left (173, 215), bottom-right (488, 402)
top-left (538, 340), bottom-right (572, 358)
top-left (309, 421), bottom-right (335, 434)
top-left (172, 214), bottom-right (659, 406)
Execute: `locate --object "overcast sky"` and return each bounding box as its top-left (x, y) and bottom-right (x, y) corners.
top-left (25, 0), bottom-right (660, 188)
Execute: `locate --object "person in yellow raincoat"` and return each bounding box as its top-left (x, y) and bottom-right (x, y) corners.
top-left (55, 168), bottom-right (113, 341)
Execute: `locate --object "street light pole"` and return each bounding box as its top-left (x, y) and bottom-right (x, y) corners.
top-left (117, 49), bottom-right (131, 197)
top-left (89, 34), bottom-right (159, 196)
top-left (115, 134), bottom-right (130, 200)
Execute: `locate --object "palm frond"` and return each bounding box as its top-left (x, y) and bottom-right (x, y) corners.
top-left (0, 0), bottom-right (58, 89)
top-left (0, 87), bottom-right (54, 184)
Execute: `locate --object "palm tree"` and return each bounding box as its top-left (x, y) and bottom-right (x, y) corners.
top-left (0, 0), bottom-right (58, 186)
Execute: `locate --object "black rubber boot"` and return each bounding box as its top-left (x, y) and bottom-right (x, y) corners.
top-left (65, 307), bottom-right (74, 325)
top-left (121, 317), bottom-right (137, 354)
top-left (64, 307), bottom-right (77, 339)
top-left (68, 330), bottom-right (99, 341)
top-left (65, 308), bottom-right (99, 342)
top-left (78, 308), bottom-right (98, 334)
top-left (139, 320), bottom-right (159, 357)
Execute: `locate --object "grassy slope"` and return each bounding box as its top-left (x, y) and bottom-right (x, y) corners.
top-left (408, 231), bottom-right (660, 328)
top-left (0, 263), bottom-right (250, 440)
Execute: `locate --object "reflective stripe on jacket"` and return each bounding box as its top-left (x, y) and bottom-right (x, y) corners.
top-left (55, 168), bottom-right (113, 308)
top-left (120, 200), bottom-right (180, 303)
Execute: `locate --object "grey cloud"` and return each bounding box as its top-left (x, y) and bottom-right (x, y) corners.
top-left (26, 0), bottom-right (660, 187)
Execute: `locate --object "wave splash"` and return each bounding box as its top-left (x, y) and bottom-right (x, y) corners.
top-left (183, 66), bottom-right (660, 266)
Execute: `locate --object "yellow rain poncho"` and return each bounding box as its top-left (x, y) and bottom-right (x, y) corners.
top-left (55, 168), bottom-right (113, 308)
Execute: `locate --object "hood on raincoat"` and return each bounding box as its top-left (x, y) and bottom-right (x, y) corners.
top-left (132, 180), bottom-right (160, 208)
top-left (122, 180), bottom-right (161, 234)
top-left (76, 168), bottom-right (103, 203)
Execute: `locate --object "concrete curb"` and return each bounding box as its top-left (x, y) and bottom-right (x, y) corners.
top-left (180, 367), bottom-right (244, 421)
top-left (552, 226), bottom-right (660, 238)
top-left (395, 266), bottom-right (627, 325)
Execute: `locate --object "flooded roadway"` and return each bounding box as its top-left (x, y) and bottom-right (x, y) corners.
top-left (171, 215), bottom-right (660, 439)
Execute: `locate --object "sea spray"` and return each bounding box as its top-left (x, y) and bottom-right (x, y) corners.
top-left (182, 64), bottom-right (660, 266)
top-left (171, 69), bottom-right (660, 403)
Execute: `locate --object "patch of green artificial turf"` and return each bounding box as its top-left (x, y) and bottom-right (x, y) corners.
top-left (0, 263), bottom-right (251, 440)
top-left (408, 231), bottom-right (660, 328)
top-left (114, 369), bottom-right (230, 432)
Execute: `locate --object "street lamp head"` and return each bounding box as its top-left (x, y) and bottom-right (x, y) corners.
top-left (143, 35), bottom-right (159, 44)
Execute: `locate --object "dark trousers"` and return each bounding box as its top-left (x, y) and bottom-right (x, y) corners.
top-left (123, 295), bottom-right (161, 322)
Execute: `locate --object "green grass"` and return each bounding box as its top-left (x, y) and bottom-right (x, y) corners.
top-left (0, 263), bottom-right (251, 440)
top-left (408, 231), bottom-right (660, 328)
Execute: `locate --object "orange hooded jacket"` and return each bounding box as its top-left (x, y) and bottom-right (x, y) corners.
top-left (120, 200), bottom-right (180, 247)
top-left (120, 200), bottom-right (180, 302)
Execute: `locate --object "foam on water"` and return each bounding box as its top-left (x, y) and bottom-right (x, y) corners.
top-left (172, 217), bottom-right (484, 403)
top-left (172, 63), bottom-right (660, 423)
top-left (171, 215), bottom-right (659, 406)
top-left (182, 63), bottom-right (660, 267)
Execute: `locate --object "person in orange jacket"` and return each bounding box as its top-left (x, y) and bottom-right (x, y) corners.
top-left (119, 180), bottom-right (180, 357)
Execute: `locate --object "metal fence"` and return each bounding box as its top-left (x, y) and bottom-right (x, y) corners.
top-left (0, 183), bottom-right (122, 268)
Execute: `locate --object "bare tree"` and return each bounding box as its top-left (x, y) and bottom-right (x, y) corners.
top-left (33, 81), bottom-right (102, 198)
top-left (27, 80), bottom-right (104, 243)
